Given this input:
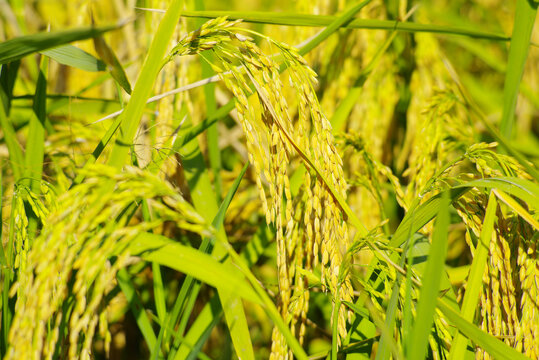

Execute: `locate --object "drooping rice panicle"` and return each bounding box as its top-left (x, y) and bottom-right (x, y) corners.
top-left (454, 145), bottom-right (538, 358)
top-left (6, 164), bottom-right (209, 360)
top-left (167, 17), bottom-right (355, 356)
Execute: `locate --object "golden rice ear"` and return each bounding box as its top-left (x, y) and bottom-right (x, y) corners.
top-left (167, 17), bottom-right (354, 354)
top-left (454, 187), bottom-right (539, 359)
top-left (6, 165), bottom-right (210, 360)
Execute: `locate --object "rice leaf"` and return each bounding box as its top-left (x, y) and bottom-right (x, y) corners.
top-left (390, 189), bottom-right (467, 248)
top-left (23, 55), bottom-right (47, 243)
top-left (217, 242), bottom-right (309, 360)
top-left (449, 192), bottom-right (497, 360)
top-left (345, 297), bottom-right (402, 360)
top-left (0, 160), bottom-right (7, 357)
top-left (168, 163), bottom-right (248, 359)
top-left (499, 0), bottom-right (537, 138)
top-left (0, 165), bottom-right (4, 267)
top-left (128, 232), bottom-right (261, 304)
top-left (454, 177), bottom-right (539, 210)
top-left (72, 0), bottom-right (186, 186)
top-left (174, 10), bottom-right (510, 41)
top-left (41, 44), bottom-right (106, 72)
top-left (0, 24), bottom-right (119, 64)
top-left (106, 0), bottom-right (184, 169)
top-left (93, 35), bottom-right (132, 94)
top-left (375, 259), bottom-right (406, 360)
top-left (493, 189), bottom-right (539, 230)
top-left (151, 262), bottom-right (167, 322)
top-left (0, 61), bottom-right (19, 114)
top-left (406, 191), bottom-right (450, 360)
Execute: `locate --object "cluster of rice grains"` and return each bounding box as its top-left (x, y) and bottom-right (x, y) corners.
top-left (6, 165), bottom-right (208, 360)
top-left (455, 144), bottom-right (539, 359)
top-left (167, 17), bottom-right (354, 357)
top-left (6, 182), bottom-right (57, 290)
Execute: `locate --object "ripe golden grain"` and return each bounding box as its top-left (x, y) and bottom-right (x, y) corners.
top-left (168, 17), bottom-right (355, 354)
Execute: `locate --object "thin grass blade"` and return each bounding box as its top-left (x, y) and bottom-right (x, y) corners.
top-left (0, 24), bottom-right (120, 64)
top-left (390, 189), bottom-right (467, 248)
top-left (171, 296), bottom-right (223, 360)
top-left (345, 300), bottom-right (402, 360)
top-left (449, 192), bottom-right (497, 360)
top-left (106, 0), bottom-right (184, 169)
top-left (173, 10), bottom-right (510, 41)
top-left (139, 200), bottom-right (167, 325)
top-left (406, 191), bottom-right (450, 360)
top-left (22, 55), bottom-right (47, 244)
top-left (173, 224), bottom-right (273, 359)
top-left (499, 0), bottom-right (537, 137)
top-left (166, 162), bottom-right (248, 358)
top-left (0, 160), bottom-right (6, 357)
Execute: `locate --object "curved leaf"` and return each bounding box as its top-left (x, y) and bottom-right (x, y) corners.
top-left (175, 10), bottom-right (509, 41)
top-left (454, 177), bottom-right (539, 210)
top-left (129, 232), bottom-right (261, 305)
top-left (41, 44), bottom-right (106, 72)
top-left (0, 24), bottom-right (119, 64)
top-left (500, 0), bottom-right (537, 137)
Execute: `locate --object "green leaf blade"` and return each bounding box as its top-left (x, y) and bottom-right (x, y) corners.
top-left (499, 0), bottom-right (538, 138)
top-left (0, 24), bottom-right (119, 64)
top-left (406, 191), bottom-right (450, 360)
top-left (449, 192), bottom-right (497, 360)
top-left (41, 44), bottom-right (106, 72)
top-left (129, 232), bottom-right (261, 305)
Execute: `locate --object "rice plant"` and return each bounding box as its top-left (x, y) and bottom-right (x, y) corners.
top-left (0, 0), bottom-right (537, 359)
